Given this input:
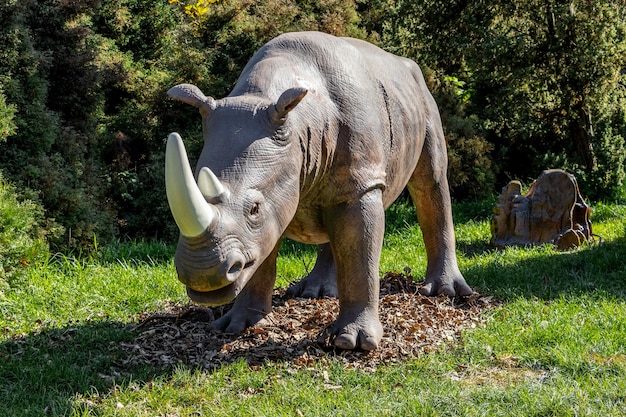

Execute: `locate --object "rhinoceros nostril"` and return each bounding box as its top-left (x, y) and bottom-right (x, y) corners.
top-left (228, 260), bottom-right (243, 276)
top-left (225, 258), bottom-right (254, 283)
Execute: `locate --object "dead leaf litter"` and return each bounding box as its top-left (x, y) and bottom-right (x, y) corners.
top-left (119, 271), bottom-right (499, 371)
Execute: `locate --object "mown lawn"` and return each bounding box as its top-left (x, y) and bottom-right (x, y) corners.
top-left (1, 200), bottom-right (625, 416)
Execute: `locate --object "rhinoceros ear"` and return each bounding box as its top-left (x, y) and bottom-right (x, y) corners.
top-left (168, 84), bottom-right (216, 111)
top-left (271, 87), bottom-right (308, 125)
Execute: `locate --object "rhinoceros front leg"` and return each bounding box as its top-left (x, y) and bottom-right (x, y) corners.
top-left (409, 117), bottom-right (473, 297)
top-left (324, 189), bottom-right (385, 350)
top-left (285, 243), bottom-right (338, 299)
top-left (211, 243), bottom-right (280, 333)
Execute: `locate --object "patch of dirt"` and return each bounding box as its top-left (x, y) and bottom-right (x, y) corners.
top-left (118, 272), bottom-right (500, 371)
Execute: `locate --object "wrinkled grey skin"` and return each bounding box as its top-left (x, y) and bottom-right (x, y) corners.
top-left (165, 32), bottom-right (472, 351)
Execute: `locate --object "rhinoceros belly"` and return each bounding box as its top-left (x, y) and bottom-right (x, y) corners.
top-left (283, 206), bottom-right (329, 244)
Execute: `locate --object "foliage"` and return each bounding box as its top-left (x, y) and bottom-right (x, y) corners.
top-left (0, 89), bottom-right (16, 141)
top-left (0, 0), bottom-right (192, 244)
top-left (0, 0), bottom-right (114, 248)
top-left (380, 0), bottom-right (626, 199)
top-left (169, 0), bottom-right (222, 20)
top-left (89, 0), bottom-right (192, 241)
top-left (471, 1), bottom-right (626, 200)
top-left (424, 70), bottom-right (497, 199)
top-left (170, 0), bottom-right (367, 96)
top-left (1, 0), bottom-right (625, 251)
top-left (0, 174), bottom-right (52, 292)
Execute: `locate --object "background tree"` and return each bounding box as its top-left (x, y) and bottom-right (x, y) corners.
top-left (1, 0), bottom-right (625, 251)
top-left (363, 0), bottom-right (496, 199)
top-left (0, 0), bottom-right (110, 248)
top-left (0, 0), bottom-right (193, 245)
top-left (381, 0), bottom-right (626, 199)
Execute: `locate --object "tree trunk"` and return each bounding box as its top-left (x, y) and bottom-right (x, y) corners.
top-left (571, 104), bottom-right (597, 171)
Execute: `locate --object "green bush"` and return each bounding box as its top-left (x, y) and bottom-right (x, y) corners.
top-left (0, 174), bottom-right (53, 292)
top-left (0, 0), bottom-right (114, 249)
top-left (425, 71), bottom-right (496, 199)
top-left (0, 89), bottom-right (16, 141)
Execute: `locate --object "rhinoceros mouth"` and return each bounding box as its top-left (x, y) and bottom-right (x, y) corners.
top-left (186, 283), bottom-right (239, 306)
top-left (185, 259), bottom-right (256, 306)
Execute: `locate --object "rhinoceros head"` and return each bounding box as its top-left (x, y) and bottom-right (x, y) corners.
top-left (165, 83), bottom-right (307, 306)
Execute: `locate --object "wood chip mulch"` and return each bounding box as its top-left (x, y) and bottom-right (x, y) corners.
top-left (118, 271), bottom-right (500, 371)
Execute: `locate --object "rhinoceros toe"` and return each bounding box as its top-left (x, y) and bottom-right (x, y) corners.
top-left (332, 310), bottom-right (383, 351)
top-left (419, 273), bottom-right (473, 297)
top-left (211, 309), bottom-right (266, 334)
top-left (334, 331), bottom-right (381, 351)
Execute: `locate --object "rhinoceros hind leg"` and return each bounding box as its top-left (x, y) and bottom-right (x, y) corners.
top-left (285, 243), bottom-right (338, 299)
top-left (211, 244), bottom-right (279, 333)
top-left (324, 189), bottom-right (385, 350)
top-left (408, 115), bottom-right (472, 297)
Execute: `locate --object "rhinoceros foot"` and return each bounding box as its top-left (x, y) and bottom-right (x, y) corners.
top-left (286, 272), bottom-right (338, 299)
top-left (332, 307), bottom-right (383, 351)
top-left (211, 307), bottom-right (267, 334)
top-left (210, 250), bottom-right (277, 334)
top-left (286, 243), bottom-right (338, 299)
top-left (419, 268), bottom-right (473, 297)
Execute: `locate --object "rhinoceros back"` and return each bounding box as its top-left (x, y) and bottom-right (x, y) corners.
top-left (233, 31), bottom-right (431, 210)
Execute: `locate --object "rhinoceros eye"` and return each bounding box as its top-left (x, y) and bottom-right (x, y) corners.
top-left (245, 191), bottom-right (264, 224)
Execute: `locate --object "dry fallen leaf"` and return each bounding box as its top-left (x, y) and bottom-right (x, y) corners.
top-left (117, 271), bottom-right (500, 371)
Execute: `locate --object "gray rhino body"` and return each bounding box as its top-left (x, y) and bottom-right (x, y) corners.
top-left (166, 32), bottom-right (471, 350)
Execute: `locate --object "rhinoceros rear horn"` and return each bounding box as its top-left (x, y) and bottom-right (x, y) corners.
top-left (271, 87), bottom-right (308, 124)
top-left (168, 84), bottom-right (216, 111)
top-left (197, 167), bottom-right (225, 199)
top-left (165, 132), bottom-right (216, 237)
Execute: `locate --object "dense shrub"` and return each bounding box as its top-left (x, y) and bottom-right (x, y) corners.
top-left (0, 0), bottom-right (113, 249)
top-left (0, 174), bottom-right (53, 292)
top-left (0, 90), bottom-right (16, 140)
top-left (424, 71), bottom-right (496, 199)
top-left (0, 0), bottom-right (191, 244)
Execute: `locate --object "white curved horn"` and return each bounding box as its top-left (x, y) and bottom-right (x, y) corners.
top-left (165, 132), bottom-right (215, 237)
top-left (198, 167), bottom-right (225, 199)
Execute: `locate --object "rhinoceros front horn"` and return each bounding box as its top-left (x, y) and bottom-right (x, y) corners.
top-left (165, 132), bottom-right (217, 237)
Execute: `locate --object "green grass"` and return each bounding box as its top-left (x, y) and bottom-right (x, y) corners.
top-left (1, 200), bottom-right (626, 416)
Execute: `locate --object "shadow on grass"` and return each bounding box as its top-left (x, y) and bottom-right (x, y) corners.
top-left (0, 317), bottom-right (321, 415)
top-left (464, 236), bottom-right (626, 301)
top-left (0, 321), bottom-right (161, 416)
top-left (456, 240), bottom-right (496, 258)
top-left (0, 314), bottom-right (335, 416)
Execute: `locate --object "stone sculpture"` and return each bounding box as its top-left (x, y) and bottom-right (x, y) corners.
top-left (165, 32), bottom-right (472, 351)
top-left (491, 169), bottom-right (593, 250)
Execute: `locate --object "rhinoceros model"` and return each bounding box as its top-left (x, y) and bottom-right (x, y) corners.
top-left (165, 31), bottom-right (472, 350)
